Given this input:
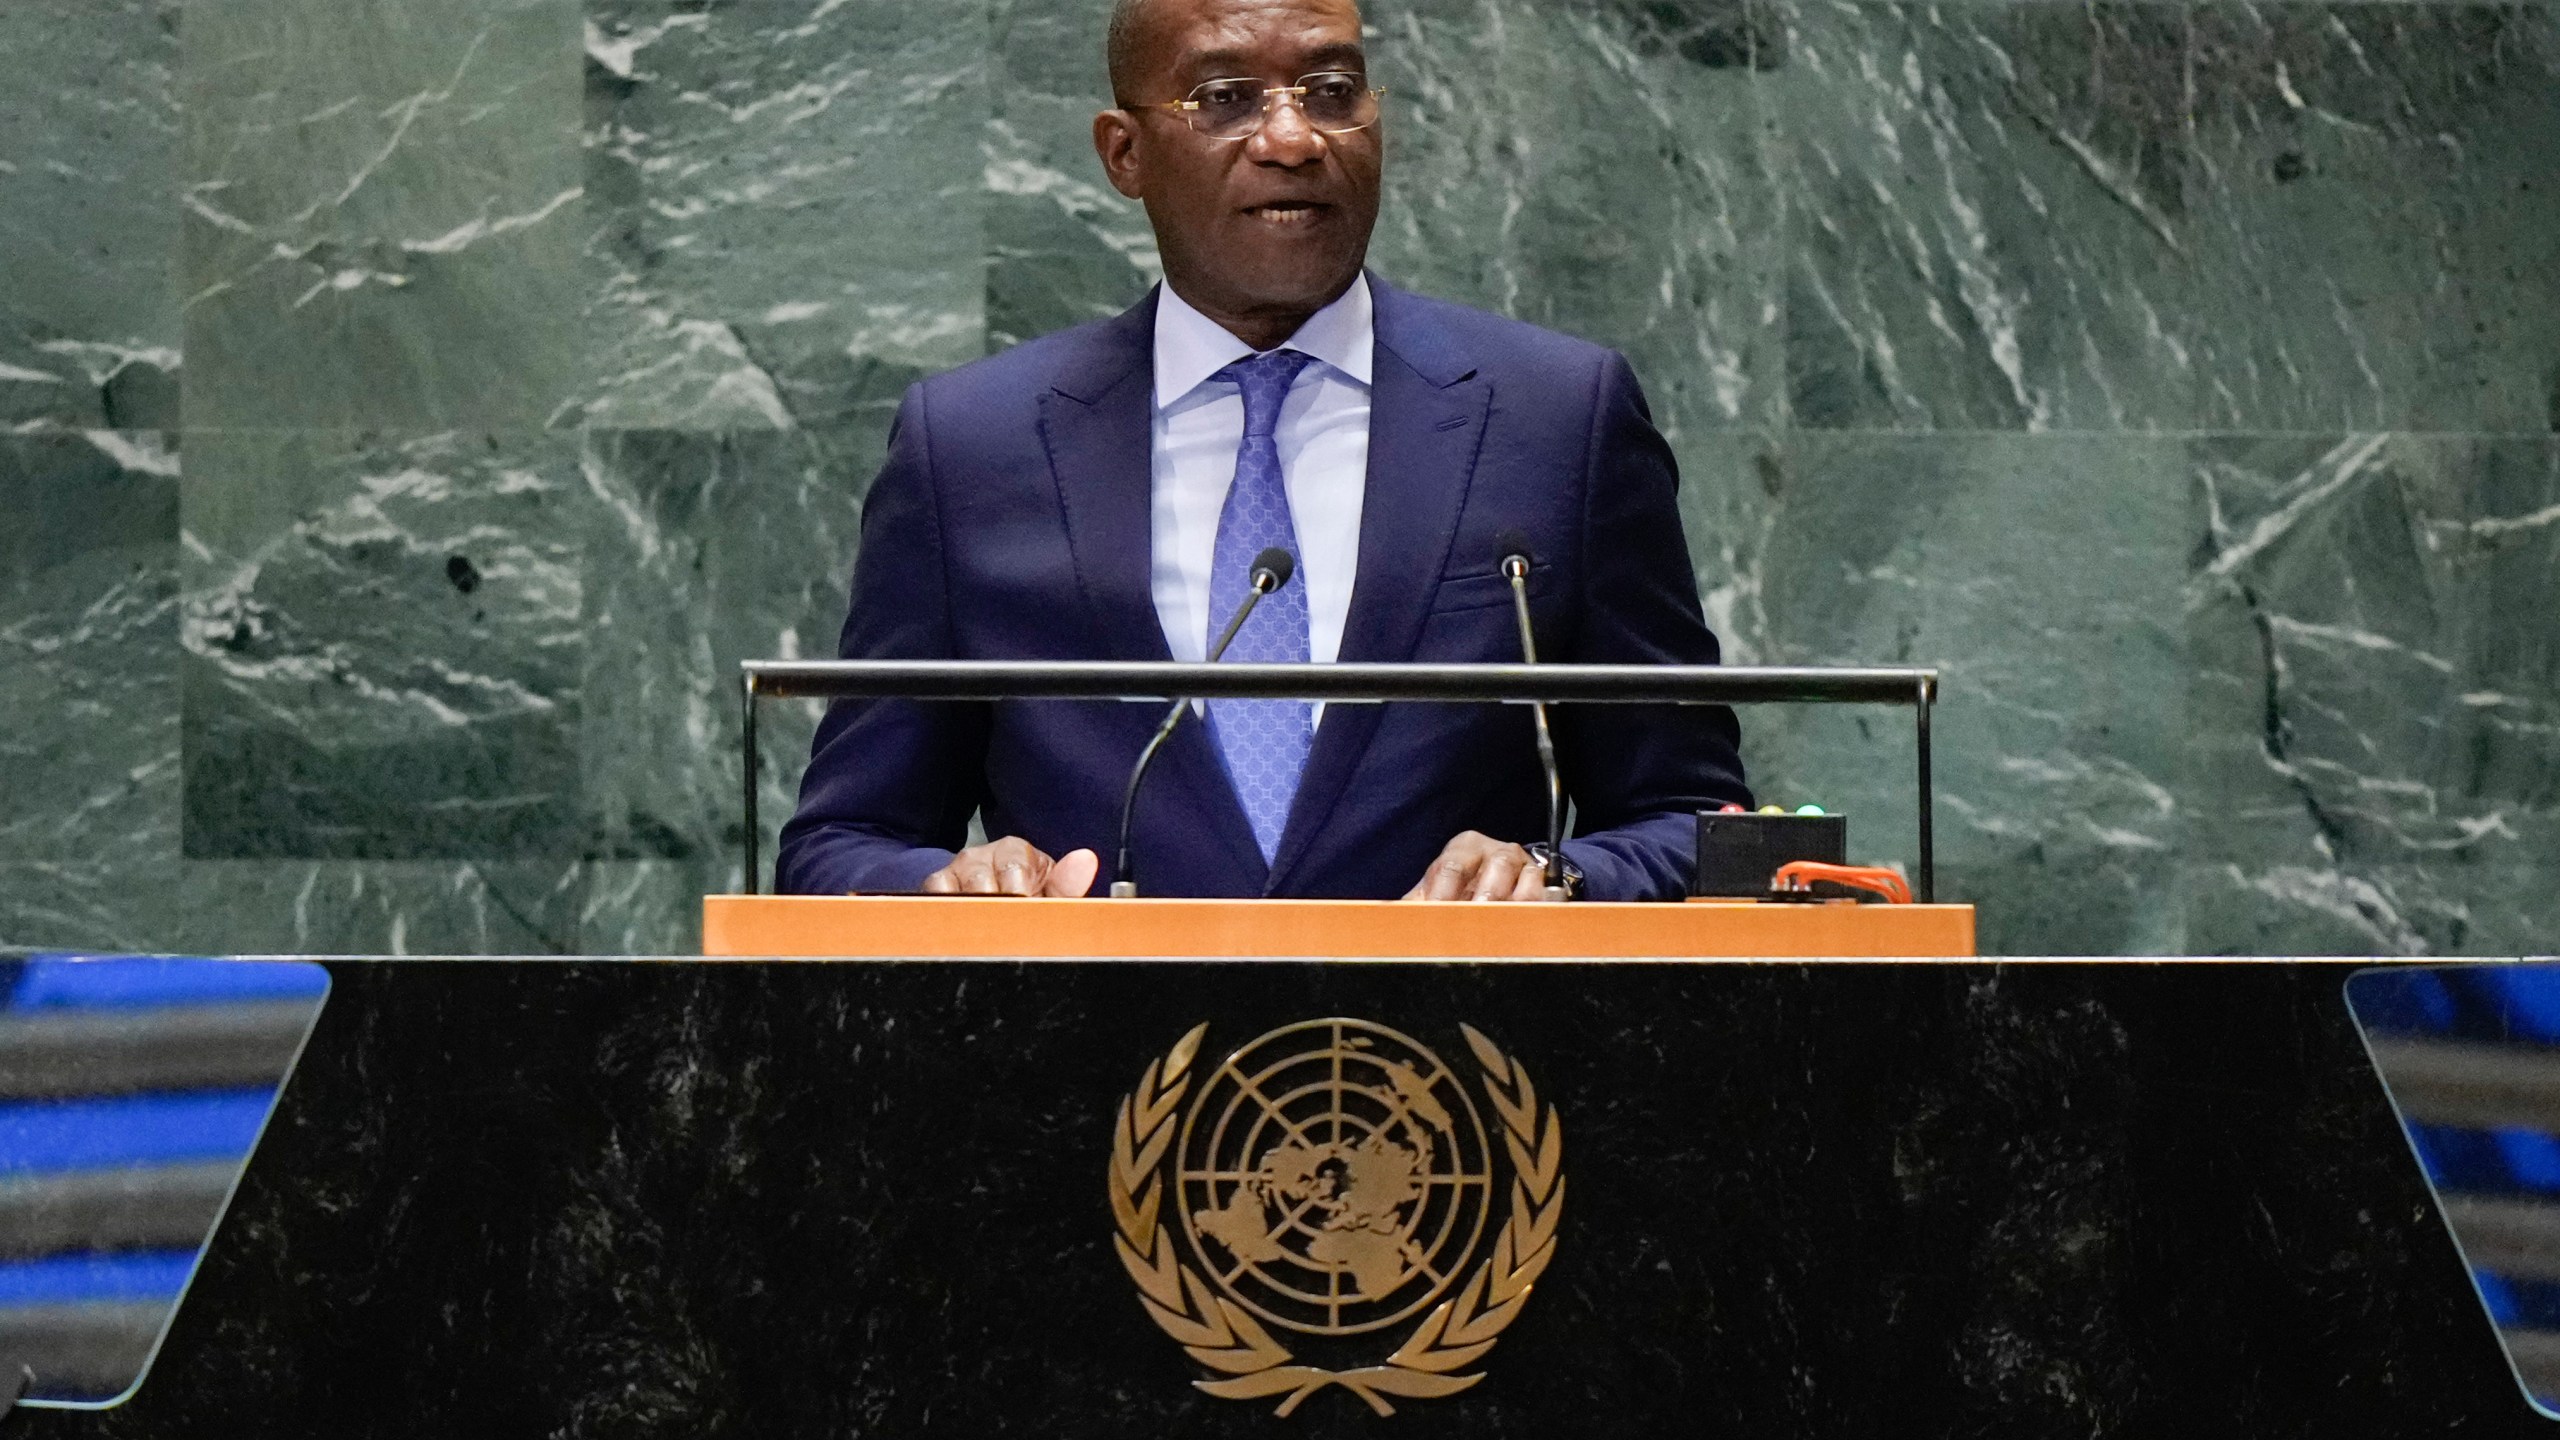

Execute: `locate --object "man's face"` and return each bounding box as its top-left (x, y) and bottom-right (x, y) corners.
top-left (1096, 0), bottom-right (1382, 332)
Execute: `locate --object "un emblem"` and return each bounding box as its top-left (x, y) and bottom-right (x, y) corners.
top-left (1108, 1019), bottom-right (1565, 1416)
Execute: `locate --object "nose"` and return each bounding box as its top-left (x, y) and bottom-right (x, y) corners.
top-left (1246, 89), bottom-right (1327, 165)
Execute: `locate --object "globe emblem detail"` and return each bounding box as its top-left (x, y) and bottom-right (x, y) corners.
top-left (1176, 1019), bottom-right (1493, 1336)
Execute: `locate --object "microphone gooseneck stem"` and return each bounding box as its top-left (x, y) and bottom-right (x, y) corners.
top-left (1111, 706), bottom-right (1187, 898)
top-left (1205, 575), bottom-right (1271, 668)
top-left (1507, 562), bottom-right (1568, 902)
top-left (1109, 571), bottom-right (1278, 899)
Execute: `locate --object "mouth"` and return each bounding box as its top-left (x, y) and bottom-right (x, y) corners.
top-left (1241, 200), bottom-right (1331, 227)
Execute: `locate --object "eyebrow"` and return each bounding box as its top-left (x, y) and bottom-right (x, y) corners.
top-left (1182, 41), bottom-right (1367, 77)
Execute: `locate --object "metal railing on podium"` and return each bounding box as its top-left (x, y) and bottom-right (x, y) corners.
top-left (736, 661), bottom-right (1940, 900)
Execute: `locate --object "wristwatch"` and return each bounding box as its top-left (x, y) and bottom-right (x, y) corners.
top-left (1523, 843), bottom-right (1583, 900)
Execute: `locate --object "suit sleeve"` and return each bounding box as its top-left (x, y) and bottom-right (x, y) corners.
top-left (1553, 351), bottom-right (1753, 901)
top-left (773, 381), bottom-right (990, 894)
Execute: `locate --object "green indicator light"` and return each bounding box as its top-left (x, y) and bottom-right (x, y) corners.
top-left (1795, 804), bottom-right (1826, 816)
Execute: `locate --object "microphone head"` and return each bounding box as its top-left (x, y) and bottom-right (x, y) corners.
top-left (1494, 529), bottom-right (1535, 578)
top-left (1250, 546), bottom-right (1296, 592)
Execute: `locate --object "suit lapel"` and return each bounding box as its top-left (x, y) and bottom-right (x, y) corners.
top-left (1334, 289), bottom-right (1487, 668)
top-left (1266, 278), bottom-right (1487, 890)
top-left (1037, 287), bottom-right (1269, 888)
top-left (1038, 294), bottom-right (1171, 666)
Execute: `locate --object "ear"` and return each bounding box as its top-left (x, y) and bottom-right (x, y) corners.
top-left (1093, 109), bottom-right (1145, 200)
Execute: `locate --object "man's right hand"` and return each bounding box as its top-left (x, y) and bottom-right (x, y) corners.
top-left (919, 837), bottom-right (1099, 897)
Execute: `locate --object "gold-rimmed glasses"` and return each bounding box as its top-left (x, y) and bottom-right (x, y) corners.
top-left (1138, 71), bottom-right (1385, 141)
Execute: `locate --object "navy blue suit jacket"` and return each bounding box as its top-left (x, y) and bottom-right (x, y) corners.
top-left (775, 276), bottom-right (1750, 901)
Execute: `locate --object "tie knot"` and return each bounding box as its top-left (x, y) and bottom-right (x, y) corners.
top-left (1215, 349), bottom-right (1316, 438)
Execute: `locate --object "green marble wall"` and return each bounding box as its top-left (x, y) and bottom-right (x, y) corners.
top-left (3, 0), bottom-right (2553, 956)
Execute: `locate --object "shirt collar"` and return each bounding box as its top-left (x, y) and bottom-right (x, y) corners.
top-left (1152, 272), bottom-right (1374, 409)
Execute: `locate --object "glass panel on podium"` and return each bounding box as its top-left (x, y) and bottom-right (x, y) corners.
top-left (0, 955), bottom-right (329, 1409)
top-left (2349, 961), bottom-right (2560, 1421)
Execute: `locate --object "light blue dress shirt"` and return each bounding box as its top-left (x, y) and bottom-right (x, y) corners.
top-left (1148, 274), bottom-right (1374, 674)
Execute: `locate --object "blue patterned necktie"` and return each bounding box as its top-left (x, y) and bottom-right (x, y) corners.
top-left (1205, 348), bottom-right (1317, 866)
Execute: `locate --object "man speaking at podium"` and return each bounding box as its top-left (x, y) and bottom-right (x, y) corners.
top-left (777, 0), bottom-right (1750, 902)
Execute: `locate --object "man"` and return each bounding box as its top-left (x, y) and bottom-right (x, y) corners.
top-left (776, 0), bottom-right (1749, 902)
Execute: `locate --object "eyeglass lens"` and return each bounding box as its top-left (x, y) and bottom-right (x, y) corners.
top-left (1186, 73), bottom-right (1376, 138)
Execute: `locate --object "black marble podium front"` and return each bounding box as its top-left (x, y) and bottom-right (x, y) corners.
top-left (12, 959), bottom-right (2543, 1438)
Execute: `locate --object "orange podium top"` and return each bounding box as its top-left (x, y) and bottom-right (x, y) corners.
top-left (700, 894), bottom-right (1974, 959)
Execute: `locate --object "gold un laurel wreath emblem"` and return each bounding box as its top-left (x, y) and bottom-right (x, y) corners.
top-left (1108, 1018), bottom-right (1565, 1416)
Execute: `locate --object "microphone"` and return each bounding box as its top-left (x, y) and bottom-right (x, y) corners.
top-left (1496, 530), bottom-right (1568, 902)
top-left (1110, 546), bottom-right (1295, 898)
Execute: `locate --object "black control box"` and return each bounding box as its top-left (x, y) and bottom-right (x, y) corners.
top-left (1692, 810), bottom-right (1849, 897)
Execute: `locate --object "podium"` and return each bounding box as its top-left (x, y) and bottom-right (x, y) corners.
top-left (11, 950), bottom-right (2529, 1437)
top-left (699, 894), bottom-right (1977, 957)
top-left (10, 658), bottom-right (2440, 1432)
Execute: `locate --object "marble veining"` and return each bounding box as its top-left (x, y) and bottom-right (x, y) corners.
top-left (1368, 0), bottom-right (1781, 431)
top-left (1687, 431), bottom-right (2188, 953)
top-left (1772, 0), bottom-right (2199, 430)
top-left (179, 430), bottom-right (586, 860)
top-left (0, 860), bottom-right (585, 957)
top-left (983, 0), bottom-right (1161, 350)
top-left (574, 0), bottom-right (988, 429)
top-left (2185, 5), bottom-right (2560, 432)
top-left (576, 420), bottom-right (896, 947)
top-left (0, 0), bottom-right (182, 432)
top-left (178, 0), bottom-right (583, 428)
top-left (0, 434), bottom-right (181, 865)
top-left (2184, 434), bottom-right (2560, 954)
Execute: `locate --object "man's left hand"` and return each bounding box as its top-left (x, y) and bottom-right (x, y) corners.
top-left (1403, 831), bottom-right (1563, 902)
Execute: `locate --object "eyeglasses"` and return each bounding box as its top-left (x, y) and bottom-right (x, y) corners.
top-left (1138, 71), bottom-right (1385, 141)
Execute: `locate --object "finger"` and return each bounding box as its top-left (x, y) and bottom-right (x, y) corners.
top-left (983, 836), bottom-right (1054, 897)
top-left (1510, 858), bottom-right (1552, 902)
top-left (1415, 832), bottom-right (1500, 900)
top-left (1045, 848), bottom-right (1100, 898)
top-left (1470, 849), bottom-right (1526, 901)
top-left (1422, 851), bottom-right (1475, 902)
top-left (920, 865), bottom-right (960, 894)
top-left (957, 857), bottom-right (1002, 895)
